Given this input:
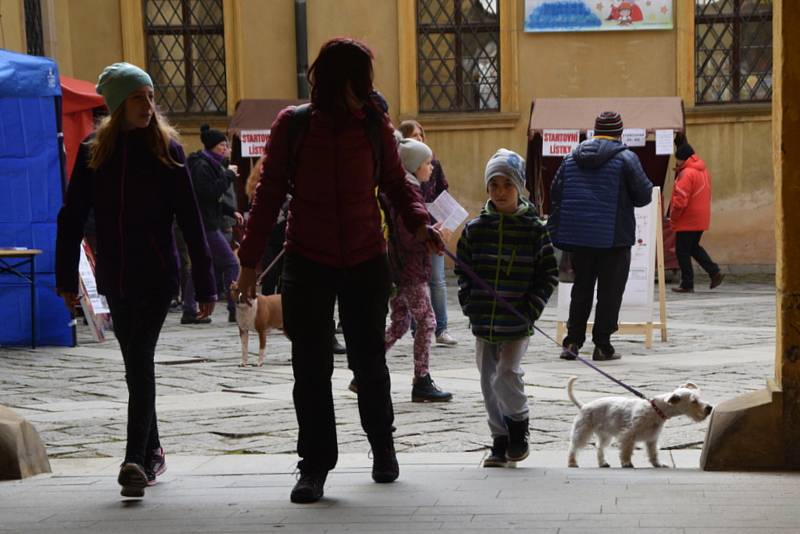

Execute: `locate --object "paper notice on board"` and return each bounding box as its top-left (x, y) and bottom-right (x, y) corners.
top-left (622, 128), bottom-right (647, 147)
top-left (542, 129), bottom-right (580, 156)
top-left (427, 190), bottom-right (469, 232)
top-left (655, 129), bottom-right (674, 155)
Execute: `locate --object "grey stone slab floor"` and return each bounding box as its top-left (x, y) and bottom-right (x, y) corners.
top-left (1, 275), bottom-right (792, 532)
top-left (2, 452), bottom-right (800, 533)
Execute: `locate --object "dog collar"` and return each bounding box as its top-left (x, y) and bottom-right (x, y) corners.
top-left (649, 399), bottom-right (668, 421)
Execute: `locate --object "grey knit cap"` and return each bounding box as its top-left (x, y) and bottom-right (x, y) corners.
top-left (398, 138), bottom-right (432, 175)
top-left (484, 148), bottom-right (526, 196)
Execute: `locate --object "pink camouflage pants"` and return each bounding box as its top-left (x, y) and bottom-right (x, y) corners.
top-left (384, 282), bottom-right (435, 378)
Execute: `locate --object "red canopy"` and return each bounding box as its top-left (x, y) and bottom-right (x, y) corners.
top-left (61, 76), bottom-right (106, 177)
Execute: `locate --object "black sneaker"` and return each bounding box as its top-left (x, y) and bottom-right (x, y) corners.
top-left (145, 447), bottom-right (167, 486)
top-left (348, 377), bottom-right (358, 394)
top-left (332, 336), bottom-right (347, 355)
top-left (180, 313), bottom-right (211, 325)
top-left (371, 442), bottom-right (399, 483)
top-left (290, 471), bottom-right (327, 503)
top-left (592, 345), bottom-right (621, 361)
top-left (411, 373), bottom-right (453, 402)
top-left (483, 435), bottom-right (510, 468)
top-left (504, 417), bottom-right (529, 462)
top-left (228, 310), bottom-right (237, 323)
top-left (560, 343), bottom-right (578, 360)
top-left (118, 462), bottom-right (148, 498)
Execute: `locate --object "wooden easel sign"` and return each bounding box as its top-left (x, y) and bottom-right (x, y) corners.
top-left (555, 187), bottom-right (667, 348)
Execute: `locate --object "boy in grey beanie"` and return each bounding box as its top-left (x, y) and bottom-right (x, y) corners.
top-left (484, 148), bottom-right (527, 198)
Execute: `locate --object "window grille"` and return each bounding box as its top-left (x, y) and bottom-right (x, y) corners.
top-left (144, 0), bottom-right (227, 114)
top-left (417, 0), bottom-right (500, 112)
top-left (695, 0), bottom-right (772, 104)
top-left (24, 0), bottom-right (44, 56)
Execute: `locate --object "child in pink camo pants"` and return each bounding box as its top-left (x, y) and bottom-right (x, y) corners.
top-left (383, 138), bottom-right (453, 403)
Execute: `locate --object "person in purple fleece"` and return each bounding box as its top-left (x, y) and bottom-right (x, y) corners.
top-left (56, 62), bottom-right (216, 498)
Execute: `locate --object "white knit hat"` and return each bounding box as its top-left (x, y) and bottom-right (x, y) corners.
top-left (398, 138), bottom-right (432, 175)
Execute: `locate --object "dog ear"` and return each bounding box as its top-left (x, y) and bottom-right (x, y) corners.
top-left (668, 394), bottom-right (681, 404)
top-left (680, 382), bottom-right (698, 390)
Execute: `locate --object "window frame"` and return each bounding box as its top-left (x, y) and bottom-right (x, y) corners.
top-left (119, 0), bottom-right (241, 117)
top-left (398, 0), bottom-right (519, 129)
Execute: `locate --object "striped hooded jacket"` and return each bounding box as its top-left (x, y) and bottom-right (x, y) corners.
top-left (455, 198), bottom-right (558, 342)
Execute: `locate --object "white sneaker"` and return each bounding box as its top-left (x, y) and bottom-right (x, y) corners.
top-left (435, 331), bottom-right (458, 346)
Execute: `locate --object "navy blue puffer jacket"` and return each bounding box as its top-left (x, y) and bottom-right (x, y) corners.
top-left (547, 138), bottom-right (653, 250)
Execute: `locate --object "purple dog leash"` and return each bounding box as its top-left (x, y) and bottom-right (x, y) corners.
top-left (443, 248), bottom-right (649, 401)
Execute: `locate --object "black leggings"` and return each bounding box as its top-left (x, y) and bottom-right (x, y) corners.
top-left (108, 293), bottom-right (171, 466)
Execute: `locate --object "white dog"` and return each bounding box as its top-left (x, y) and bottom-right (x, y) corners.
top-left (566, 377), bottom-right (713, 468)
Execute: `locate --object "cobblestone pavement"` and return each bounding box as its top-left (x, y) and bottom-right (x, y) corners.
top-left (0, 275), bottom-right (776, 462)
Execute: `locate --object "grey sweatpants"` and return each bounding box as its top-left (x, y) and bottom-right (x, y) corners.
top-left (475, 337), bottom-right (530, 438)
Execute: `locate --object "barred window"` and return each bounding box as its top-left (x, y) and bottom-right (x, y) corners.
top-left (695, 0), bottom-right (772, 105)
top-left (24, 0), bottom-right (44, 56)
top-left (417, 0), bottom-right (500, 113)
top-left (144, 0), bottom-right (227, 115)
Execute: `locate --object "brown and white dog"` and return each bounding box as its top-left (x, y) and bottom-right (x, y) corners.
top-left (231, 285), bottom-right (283, 367)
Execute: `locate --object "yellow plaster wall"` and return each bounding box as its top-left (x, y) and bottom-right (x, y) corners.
top-left (0, 0), bottom-right (25, 53)
top-left (61, 0), bottom-right (124, 82)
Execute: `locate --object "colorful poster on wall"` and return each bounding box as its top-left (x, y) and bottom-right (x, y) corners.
top-left (524, 0), bottom-right (673, 33)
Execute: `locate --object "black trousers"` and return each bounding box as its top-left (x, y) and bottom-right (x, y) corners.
top-left (107, 293), bottom-right (172, 466)
top-left (281, 252), bottom-right (394, 474)
top-left (564, 247), bottom-right (631, 348)
top-left (675, 231), bottom-right (719, 289)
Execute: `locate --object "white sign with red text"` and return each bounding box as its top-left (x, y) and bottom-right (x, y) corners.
top-left (542, 129), bottom-right (580, 157)
top-left (240, 130), bottom-right (270, 157)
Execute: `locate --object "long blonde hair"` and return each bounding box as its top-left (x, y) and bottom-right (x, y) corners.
top-left (89, 105), bottom-right (182, 170)
top-left (246, 155), bottom-right (266, 201)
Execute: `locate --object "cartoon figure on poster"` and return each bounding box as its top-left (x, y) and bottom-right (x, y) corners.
top-left (607, 2), bottom-right (644, 26)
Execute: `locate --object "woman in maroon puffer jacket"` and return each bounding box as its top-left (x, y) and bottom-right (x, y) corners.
top-left (235, 38), bottom-right (442, 504)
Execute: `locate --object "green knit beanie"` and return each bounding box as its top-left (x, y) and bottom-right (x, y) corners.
top-left (96, 62), bottom-right (153, 114)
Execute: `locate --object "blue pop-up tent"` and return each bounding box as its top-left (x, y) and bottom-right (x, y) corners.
top-left (0, 49), bottom-right (72, 346)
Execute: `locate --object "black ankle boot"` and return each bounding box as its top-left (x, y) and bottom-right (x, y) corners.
top-left (290, 471), bottom-right (327, 503)
top-left (371, 441), bottom-right (399, 483)
top-left (411, 373), bottom-right (453, 402)
top-left (483, 435), bottom-right (509, 468)
top-left (504, 417), bottom-right (529, 462)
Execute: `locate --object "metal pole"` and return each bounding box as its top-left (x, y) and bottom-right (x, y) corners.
top-left (294, 0), bottom-right (309, 99)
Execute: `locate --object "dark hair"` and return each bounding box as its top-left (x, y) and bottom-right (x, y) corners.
top-left (308, 37), bottom-right (375, 112)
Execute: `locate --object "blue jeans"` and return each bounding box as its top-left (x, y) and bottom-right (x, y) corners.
top-left (428, 252), bottom-right (448, 336)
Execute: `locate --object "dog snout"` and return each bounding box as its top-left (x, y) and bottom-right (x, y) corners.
top-left (705, 405), bottom-right (713, 415)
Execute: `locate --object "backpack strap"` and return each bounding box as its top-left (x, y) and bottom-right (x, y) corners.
top-left (286, 103), bottom-right (312, 193)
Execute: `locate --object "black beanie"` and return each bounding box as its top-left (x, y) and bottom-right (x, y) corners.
top-left (594, 111), bottom-right (624, 137)
top-left (676, 143), bottom-right (695, 161)
top-left (200, 124), bottom-right (227, 150)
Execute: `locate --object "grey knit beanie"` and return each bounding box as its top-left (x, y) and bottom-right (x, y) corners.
top-left (398, 138), bottom-right (433, 175)
top-left (484, 148), bottom-right (526, 196)
top-left (96, 62), bottom-right (153, 114)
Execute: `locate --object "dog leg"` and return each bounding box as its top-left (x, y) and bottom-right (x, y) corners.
top-left (239, 329), bottom-right (249, 367)
top-left (619, 434), bottom-right (636, 468)
top-left (257, 330), bottom-right (267, 367)
top-left (646, 440), bottom-right (668, 468)
top-left (567, 417), bottom-right (592, 468)
top-left (596, 435), bottom-right (611, 468)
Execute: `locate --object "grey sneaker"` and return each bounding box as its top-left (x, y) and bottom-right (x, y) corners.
top-left (435, 331), bottom-right (458, 346)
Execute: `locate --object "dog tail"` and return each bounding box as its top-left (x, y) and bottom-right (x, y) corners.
top-left (567, 376), bottom-right (582, 409)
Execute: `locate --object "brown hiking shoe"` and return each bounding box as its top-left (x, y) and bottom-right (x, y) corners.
top-left (710, 272), bottom-right (725, 289)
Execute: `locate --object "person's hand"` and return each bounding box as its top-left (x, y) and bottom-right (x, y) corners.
top-left (415, 224), bottom-right (445, 255)
top-left (433, 221), bottom-right (454, 244)
top-left (57, 290), bottom-right (80, 313)
top-left (197, 301), bottom-right (215, 320)
top-left (235, 266), bottom-right (258, 304)
top-left (228, 164), bottom-right (239, 176)
top-left (233, 211), bottom-right (244, 226)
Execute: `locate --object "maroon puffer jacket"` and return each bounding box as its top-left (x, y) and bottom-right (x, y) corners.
top-left (239, 105), bottom-right (429, 269)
